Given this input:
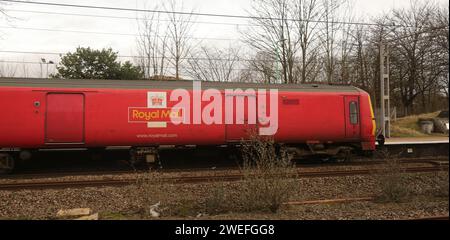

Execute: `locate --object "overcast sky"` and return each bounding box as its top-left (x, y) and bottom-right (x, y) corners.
top-left (0, 0), bottom-right (448, 77)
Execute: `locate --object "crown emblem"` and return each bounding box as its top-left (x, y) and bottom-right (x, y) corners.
top-left (151, 96), bottom-right (163, 106)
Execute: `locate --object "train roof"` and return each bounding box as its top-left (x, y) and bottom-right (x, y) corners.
top-left (0, 78), bottom-right (362, 93)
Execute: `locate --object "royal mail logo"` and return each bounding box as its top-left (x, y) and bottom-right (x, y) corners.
top-left (128, 83), bottom-right (279, 135)
top-left (147, 92), bottom-right (166, 108)
top-left (129, 92), bottom-right (180, 128)
top-left (129, 108), bottom-right (183, 122)
top-left (151, 96), bottom-right (164, 106)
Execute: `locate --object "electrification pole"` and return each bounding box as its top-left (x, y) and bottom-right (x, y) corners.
top-left (379, 42), bottom-right (390, 138)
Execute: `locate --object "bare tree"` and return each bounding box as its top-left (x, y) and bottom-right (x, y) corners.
top-left (431, 4), bottom-right (449, 100)
top-left (293, 0), bottom-right (323, 83)
top-left (243, 0), bottom-right (448, 116)
top-left (319, 0), bottom-right (347, 84)
top-left (387, 1), bottom-right (444, 114)
top-left (165, 0), bottom-right (196, 80)
top-left (243, 0), bottom-right (300, 84)
top-left (136, 5), bottom-right (169, 79)
top-left (342, 16), bottom-right (391, 113)
top-left (21, 61), bottom-right (30, 78)
top-left (244, 51), bottom-right (278, 83)
top-left (0, 62), bottom-right (17, 77)
top-left (348, 23), bottom-right (368, 86)
top-left (185, 46), bottom-right (241, 82)
top-left (336, 1), bottom-right (355, 83)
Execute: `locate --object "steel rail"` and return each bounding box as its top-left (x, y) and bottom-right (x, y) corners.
top-left (0, 165), bottom-right (447, 191)
top-left (3, 156), bottom-right (447, 180)
top-left (408, 215), bottom-right (449, 220)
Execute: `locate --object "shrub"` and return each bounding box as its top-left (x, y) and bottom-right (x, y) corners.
top-left (374, 160), bottom-right (411, 203)
top-left (433, 171), bottom-right (449, 197)
top-left (204, 184), bottom-right (230, 214)
top-left (236, 131), bottom-right (297, 213)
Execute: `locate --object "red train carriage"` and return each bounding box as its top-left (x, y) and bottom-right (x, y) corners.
top-left (0, 78), bottom-right (376, 173)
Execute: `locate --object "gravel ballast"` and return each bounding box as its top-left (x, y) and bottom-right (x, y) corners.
top-left (0, 171), bottom-right (447, 220)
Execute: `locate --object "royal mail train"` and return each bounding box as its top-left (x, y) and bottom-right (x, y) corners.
top-left (0, 78), bottom-right (376, 173)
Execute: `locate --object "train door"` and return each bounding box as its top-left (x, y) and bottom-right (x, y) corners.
top-left (344, 96), bottom-right (361, 139)
top-left (225, 94), bottom-right (257, 141)
top-left (45, 93), bottom-right (85, 144)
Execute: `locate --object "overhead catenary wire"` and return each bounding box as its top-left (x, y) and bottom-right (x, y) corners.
top-left (0, 50), bottom-right (371, 65)
top-left (1, 8), bottom-right (386, 35)
top-left (1, 26), bottom-right (446, 67)
top-left (0, 54), bottom-right (258, 65)
top-left (0, 26), bottom-right (240, 41)
top-left (1, 1), bottom-right (447, 84)
top-left (2, 9), bottom-right (386, 35)
top-left (0, 55), bottom-right (371, 67)
top-left (0, 0), bottom-right (413, 28)
top-left (1, 0), bottom-right (443, 49)
top-left (1, 8), bottom-right (396, 32)
top-left (1, 23), bottom-right (446, 61)
top-left (0, 60), bottom-right (272, 73)
top-left (0, 60), bottom-right (56, 65)
top-left (4, 9), bottom-right (254, 27)
top-left (385, 25), bottom-right (448, 43)
top-left (1, 1), bottom-right (447, 72)
top-left (0, 50), bottom-right (300, 63)
top-left (1, 23), bottom-right (445, 44)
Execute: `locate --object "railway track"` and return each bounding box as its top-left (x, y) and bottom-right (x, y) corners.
top-left (411, 215), bottom-right (449, 220)
top-left (3, 156), bottom-right (447, 180)
top-left (2, 169), bottom-right (138, 180)
top-left (284, 197), bottom-right (374, 205)
top-left (0, 164), bottom-right (447, 191)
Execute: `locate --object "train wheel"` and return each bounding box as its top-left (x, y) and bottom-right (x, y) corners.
top-left (377, 135), bottom-right (385, 147)
top-left (15, 149), bottom-right (35, 167)
top-left (334, 149), bottom-right (352, 162)
top-left (0, 153), bottom-right (15, 174)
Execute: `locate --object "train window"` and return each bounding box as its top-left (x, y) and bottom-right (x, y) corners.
top-left (349, 101), bottom-right (359, 124)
